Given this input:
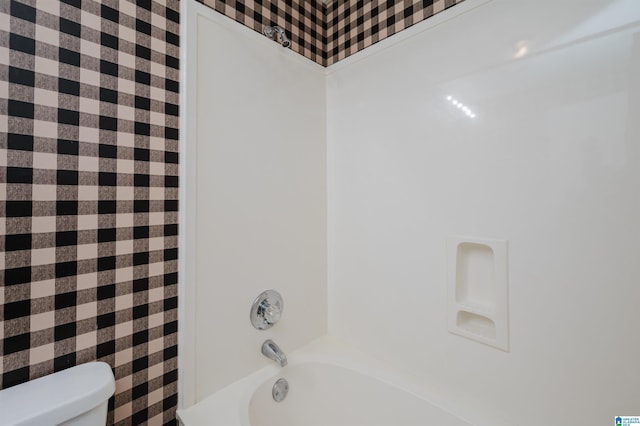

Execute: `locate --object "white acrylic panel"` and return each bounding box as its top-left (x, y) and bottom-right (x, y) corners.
top-left (189, 4), bottom-right (327, 403)
top-left (326, 0), bottom-right (640, 424)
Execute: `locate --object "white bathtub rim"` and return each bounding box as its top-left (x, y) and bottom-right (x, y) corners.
top-left (177, 335), bottom-right (508, 426)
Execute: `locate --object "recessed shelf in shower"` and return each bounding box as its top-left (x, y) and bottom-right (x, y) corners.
top-left (447, 236), bottom-right (509, 351)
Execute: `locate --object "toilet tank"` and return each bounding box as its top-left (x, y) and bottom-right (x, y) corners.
top-left (0, 362), bottom-right (115, 426)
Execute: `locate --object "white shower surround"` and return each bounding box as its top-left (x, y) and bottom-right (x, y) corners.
top-left (180, 0), bottom-right (640, 424)
top-left (178, 337), bottom-right (489, 426)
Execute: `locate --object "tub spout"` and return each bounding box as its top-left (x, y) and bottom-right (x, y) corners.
top-left (261, 339), bottom-right (287, 367)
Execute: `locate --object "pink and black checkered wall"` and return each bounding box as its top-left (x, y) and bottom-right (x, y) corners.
top-left (324, 0), bottom-right (464, 65)
top-left (198, 0), bottom-right (326, 65)
top-left (198, 0), bottom-right (465, 66)
top-left (0, 0), bottom-right (179, 424)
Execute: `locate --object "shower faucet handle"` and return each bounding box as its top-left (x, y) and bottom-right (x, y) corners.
top-left (262, 302), bottom-right (281, 325)
top-left (250, 290), bottom-right (283, 330)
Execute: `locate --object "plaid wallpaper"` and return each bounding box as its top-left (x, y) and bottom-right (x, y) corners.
top-left (0, 0), bottom-right (179, 425)
top-left (324, 0), bottom-right (464, 65)
top-left (198, 0), bottom-right (464, 66)
top-left (198, 0), bottom-right (326, 65)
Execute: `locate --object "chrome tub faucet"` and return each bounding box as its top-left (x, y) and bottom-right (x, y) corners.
top-left (261, 339), bottom-right (287, 367)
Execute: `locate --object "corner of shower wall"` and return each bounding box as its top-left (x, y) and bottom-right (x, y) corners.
top-left (178, 0), bottom-right (199, 411)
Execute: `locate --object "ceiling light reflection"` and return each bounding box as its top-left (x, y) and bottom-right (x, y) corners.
top-left (446, 96), bottom-right (476, 119)
top-left (514, 41), bottom-right (529, 59)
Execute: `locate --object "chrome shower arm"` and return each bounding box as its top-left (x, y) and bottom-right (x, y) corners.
top-left (264, 25), bottom-right (291, 48)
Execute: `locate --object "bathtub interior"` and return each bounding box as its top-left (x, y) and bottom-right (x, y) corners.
top-left (248, 363), bottom-right (472, 426)
top-left (177, 336), bottom-right (494, 426)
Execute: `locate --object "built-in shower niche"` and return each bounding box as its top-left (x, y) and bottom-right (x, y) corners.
top-left (447, 237), bottom-right (508, 351)
top-left (455, 242), bottom-right (497, 311)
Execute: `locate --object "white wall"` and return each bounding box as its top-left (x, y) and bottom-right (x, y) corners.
top-left (189, 5), bottom-right (327, 401)
top-left (326, 0), bottom-right (640, 424)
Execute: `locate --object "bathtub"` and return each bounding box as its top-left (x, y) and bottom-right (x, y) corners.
top-left (177, 337), bottom-right (493, 426)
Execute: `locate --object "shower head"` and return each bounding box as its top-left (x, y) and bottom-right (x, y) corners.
top-left (280, 33), bottom-right (291, 48)
top-left (264, 25), bottom-right (291, 48)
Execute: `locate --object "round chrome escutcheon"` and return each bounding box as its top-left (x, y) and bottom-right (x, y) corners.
top-left (250, 290), bottom-right (283, 330)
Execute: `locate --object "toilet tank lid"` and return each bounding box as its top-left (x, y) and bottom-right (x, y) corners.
top-left (0, 361), bottom-right (115, 425)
